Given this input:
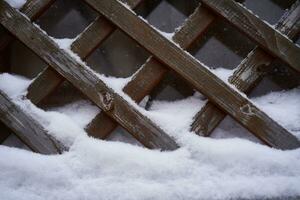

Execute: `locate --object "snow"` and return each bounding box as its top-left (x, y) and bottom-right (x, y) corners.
top-left (252, 88), bottom-right (300, 139)
top-left (0, 72), bottom-right (300, 199)
top-left (4, 0), bottom-right (26, 9)
top-left (1, 1), bottom-right (299, 198)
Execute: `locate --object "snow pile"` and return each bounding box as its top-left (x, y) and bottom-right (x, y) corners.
top-left (4, 0), bottom-right (27, 9)
top-left (253, 88), bottom-right (300, 138)
top-left (0, 73), bottom-right (300, 200)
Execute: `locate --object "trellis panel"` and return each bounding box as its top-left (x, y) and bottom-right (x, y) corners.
top-left (86, 5), bottom-right (217, 139)
top-left (0, 0), bottom-right (178, 150)
top-left (0, 0), bottom-right (299, 152)
top-left (26, 0), bottom-right (143, 104)
top-left (83, 0), bottom-right (300, 149)
top-left (201, 0), bottom-right (300, 73)
top-left (191, 0), bottom-right (300, 137)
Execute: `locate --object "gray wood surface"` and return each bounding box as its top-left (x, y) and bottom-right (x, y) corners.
top-left (191, 1), bottom-right (300, 137)
top-left (0, 1), bottom-right (178, 151)
top-left (26, 0), bottom-right (142, 104)
top-left (201, 0), bottom-right (300, 73)
top-left (83, 0), bottom-right (300, 149)
top-left (0, 90), bottom-right (63, 154)
top-left (86, 5), bottom-right (216, 139)
top-left (0, 0), bottom-right (55, 51)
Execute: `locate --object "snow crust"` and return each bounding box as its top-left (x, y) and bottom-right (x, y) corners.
top-left (4, 0), bottom-right (26, 9)
top-left (0, 72), bottom-right (300, 200)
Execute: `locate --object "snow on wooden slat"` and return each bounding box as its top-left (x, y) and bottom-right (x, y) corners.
top-left (191, 1), bottom-right (300, 137)
top-left (0, 1), bottom-right (179, 151)
top-left (201, 0), bottom-right (300, 73)
top-left (26, 0), bottom-right (143, 104)
top-left (86, 5), bottom-right (216, 139)
top-left (83, 0), bottom-right (300, 149)
top-left (0, 90), bottom-right (64, 154)
top-left (0, 0), bottom-right (55, 51)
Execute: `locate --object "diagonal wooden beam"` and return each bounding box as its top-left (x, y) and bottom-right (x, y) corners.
top-left (0, 90), bottom-right (63, 154)
top-left (0, 0), bottom-right (56, 143)
top-left (201, 0), bottom-right (300, 73)
top-left (82, 0), bottom-right (300, 149)
top-left (86, 5), bottom-right (216, 139)
top-left (191, 1), bottom-right (300, 137)
top-left (26, 0), bottom-right (142, 105)
top-left (0, 1), bottom-right (178, 150)
top-left (0, 0), bottom-right (56, 51)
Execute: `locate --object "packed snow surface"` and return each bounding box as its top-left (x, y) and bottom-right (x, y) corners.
top-left (0, 73), bottom-right (300, 200)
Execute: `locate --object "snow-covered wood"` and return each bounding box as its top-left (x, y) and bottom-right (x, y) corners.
top-left (0, 0), bottom-right (54, 51)
top-left (26, 0), bottom-right (142, 106)
top-left (0, 90), bottom-right (63, 154)
top-left (0, 0), bottom-right (178, 150)
top-left (201, 0), bottom-right (300, 73)
top-left (82, 0), bottom-right (300, 149)
top-left (86, 5), bottom-right (216, 139)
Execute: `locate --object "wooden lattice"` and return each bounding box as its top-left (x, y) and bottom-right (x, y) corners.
top-left (0, 0), bottom-right (299, 154)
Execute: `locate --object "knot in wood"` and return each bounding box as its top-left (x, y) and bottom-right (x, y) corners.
top-left (240, 104), bottom-right (255, 116)
top-left (99, 90), bottom-right (114, 111)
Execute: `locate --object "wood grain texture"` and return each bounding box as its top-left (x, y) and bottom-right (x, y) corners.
top-left (0, 90), bottom-right (63, 154)
top-left (20, 0), bottom-right (56, 20)
top-left (0, 0), bottom-right (55, 51)
top-left (83, 0), bottom-right (300, 149)
top-left (191, 1), bottom-right (300, 137)
top-left (201, 0), bottom-right (300, 73)
top-left (0, 1), bottom-right (178, 150)
top-left (26, 0), bottom-right (142, 105)
top-left (85, 5), bottom-right (216, 139)
top-left (27, 67), bottom-right (64, 105)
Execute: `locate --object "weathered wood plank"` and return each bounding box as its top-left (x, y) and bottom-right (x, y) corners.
top-left (0, 1), bottom-right (178, 150)
top-left (27, 67), bottom-right (64, 105)
top-left (0, 0), bottom-right (55, 51)
top-left (20, 0), bottom-right (56, 20)
top-left (201, 0), bottom-right (300, 73)
top-left (83, 0), bottom-right (300, 149)
top-left (86, 5), bottom-right (216, 139)
top-left (191, 1), bottom-right (300, 137)
top-left (26, 0), bottom-right (142, 104)
top-left (0, 90), bottom-right (63, 154)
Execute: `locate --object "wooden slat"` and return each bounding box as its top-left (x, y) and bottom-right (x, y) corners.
top-left (26, 0), bottom-right (142, 104)
top-left (20, 0), bottom-right (56, 20)
top-left (86, 5), bottom-right (216, 139)
top-left (27, 67), bottom-right (64, 104)
top-left (82, 0), bottom-right (300, 149)
top-left (0, 90), bottom-right (63, 154)
top-left (0, 0), bottom-right (54, 142)
top-left (0, 0), bottom-right (55, 51)
top-left (191, 1), bottom-right (300, 137)
top-left (0, 1), bottom-right (178, 150)
top-left (201, 0), bottom-right (300, 73)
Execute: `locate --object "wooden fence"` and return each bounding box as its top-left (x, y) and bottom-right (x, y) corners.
top-left (0, 0), bottom-right (299, 154)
